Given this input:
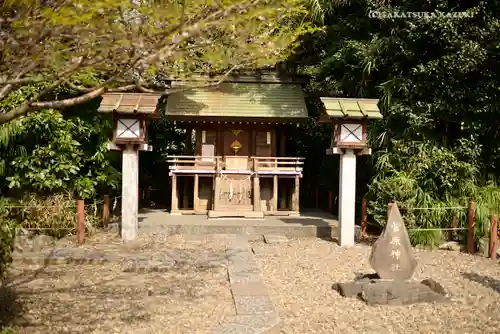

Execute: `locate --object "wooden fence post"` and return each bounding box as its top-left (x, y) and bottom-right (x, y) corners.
top-left (449, 214), bottom-right (458, 241)
top-left (489, 214), bottom-right (498, 260)
top-left (77, 199), bottom-right (85, 245)
top-left (361, 198), bottom-right (368, 239)
top-left (467, 201), bottom-right (476, 253)
top-left (103, 195), bottom-right (110, 228)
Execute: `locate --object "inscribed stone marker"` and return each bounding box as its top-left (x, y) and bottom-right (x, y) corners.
top-left (369, 203), bottom-right (417, 280)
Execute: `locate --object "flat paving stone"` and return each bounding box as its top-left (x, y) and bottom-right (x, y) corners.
top-left (227, 314), bottom-right (280, 328)
top-left (228, 264), bottom-right (261, 276)
top-left (214, 314), bottom-right (280, 334)
top-left (263, 234), bottom-right (288, 244)
top-left (222, 232), bottom-right (280, 333)
top-left (228, 259), bottom-right (259, 272)
top-left (231, 282), bottom-right (269, 296)
top-left (229, 272), bottom-right (263, 284)
top-left (226, 235), bottom-right (251, 252)
top-left (215, 323), bottom-right (258, 334)
top-left (233, 295), bottom-right (276, 315)
top-left (251, 246), bottom-right (277, 257)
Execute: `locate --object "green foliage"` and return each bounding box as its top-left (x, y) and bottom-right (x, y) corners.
top-left (3, 107), bottom-right (119, 198)
top-left (1, 0), bottom-right (317, 123)
top-left (367, 140), bottom-right (474, 240)
top-left (474, 184), bottom-right (500, 242)
top-left (286, 0), bottom-right (500, 245)
top-left (0, 197), bottom-right (16, 281)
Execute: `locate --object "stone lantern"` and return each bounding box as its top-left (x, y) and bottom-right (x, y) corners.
top-left (319, 97), bottom-right (383, 247)
top-left (100, 93), bottom-right (162, 149)
top-left (98, 92), bottom-right (163, 241)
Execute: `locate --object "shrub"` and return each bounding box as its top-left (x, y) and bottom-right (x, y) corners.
top-left (14, 193), bottom-right (100, 238)
top-left (0, 193), bottom-right (103, 280)
top-left (367, 140), bottom-right (480, 247)
top-left (0, 198), bottom-right (17, 281)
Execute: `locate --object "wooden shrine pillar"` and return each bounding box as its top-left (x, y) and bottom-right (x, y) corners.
top-left (171, 174), bottom-right (179, 214)
top-left (251, 128), bottom-right (257, 156)
top-left (253, 176), bottom-right (261, 211)
top-left (272, 175), bottom-right (278, 212)
top-left (182, 128), bottom-right (192, 209)
top-left (213, 176), bottom-right (221, 210)
top-left (182, 178), bottom-right (189, 209)
top-left (193, 174), bottom-right (199, 211)
top-left (279, 125), bottom-right (287, 156)
top-left (279, 191), bottom-right (287, 210)
top-left (292, 175), bottom-right (300, 212)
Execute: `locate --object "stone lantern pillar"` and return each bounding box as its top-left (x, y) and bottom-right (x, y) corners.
top-left (98, 93), bottom-right (162, 241)
top-left (319, 98), bottom-right (383, 247)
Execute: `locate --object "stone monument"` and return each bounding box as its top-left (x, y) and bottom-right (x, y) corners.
top-left (369, 203), bottom-right (417, 280)
top-left (331, 203), bottom-right (449, 305)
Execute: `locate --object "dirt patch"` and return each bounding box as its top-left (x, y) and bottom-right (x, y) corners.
top-left (4, 234), bottom-right (235, 334)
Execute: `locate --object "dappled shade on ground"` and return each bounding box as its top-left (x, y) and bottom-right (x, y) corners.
top-left (3, 234), bottom-right (235, 333)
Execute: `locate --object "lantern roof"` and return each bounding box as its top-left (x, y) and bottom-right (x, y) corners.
top-left (98, 93), bottom-right (163, 117)
top-left (320, 98), bottom-right (382, 120)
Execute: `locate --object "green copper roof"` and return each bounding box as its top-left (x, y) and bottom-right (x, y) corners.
top-left (165, 83), bottom-right (308, 119)
top-left (320, 98), bottom-right (382, 119)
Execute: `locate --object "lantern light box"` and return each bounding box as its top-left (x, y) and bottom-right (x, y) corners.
top-left (319, 97), bottom-right (382, 153)
top-left (98, 92), bottom-right (163, 147)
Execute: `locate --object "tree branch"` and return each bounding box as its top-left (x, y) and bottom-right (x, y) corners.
top-left (31, 87), bottom-right (106, 109)
top-left (139, 1), bottom-right (262, 67)
top-left (0, 78), bottom-right (65, 124)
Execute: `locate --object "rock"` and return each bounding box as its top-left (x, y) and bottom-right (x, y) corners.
top-left (354, 225), bottom-right (362, 242)
top-left (263, 235), bottom-right (288, 244)
top-left (14, 235), bottom-right (30, 252)
top-left (421, 278), bottom-right (447, 296)
top-left (438, 241), bottom-right (462, 251)
top-left (31, 234), bottom-right (54, 252)
top-left (333, 282), bottom-right (367, 297)
top-left (16, 227), bottom-right (30, 236)
top-left (360, 281), bottom-right (448, 306)
top-left (369, 204), bottom-right (417, 280)
top-left (477, 237), bottom-right (489, 257)
top-left (355, 273), bottom-right (380, 281)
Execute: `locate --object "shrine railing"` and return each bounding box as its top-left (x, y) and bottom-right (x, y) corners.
top-left (167, 156), bottom-right (223, 173)
top-left (167, 156), bottom-right (304, 174)
top-left (251, 157), bottom-right (304, 172)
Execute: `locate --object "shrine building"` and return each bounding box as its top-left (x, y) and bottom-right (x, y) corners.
top-left (164, 74), bottom-right (308, 218)
top-left (98, 71), bottom-right (382, 246)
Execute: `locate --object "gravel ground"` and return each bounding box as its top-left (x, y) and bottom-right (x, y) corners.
top-left (4, 234), bottom-right (235, 334)
top-left (252, 238), bottom-right (500, 334)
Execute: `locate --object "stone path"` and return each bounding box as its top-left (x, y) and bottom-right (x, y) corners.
top-left (214, 235), bottom-right (280, 333)
top-left (12, 233), bottom-right (279, 333)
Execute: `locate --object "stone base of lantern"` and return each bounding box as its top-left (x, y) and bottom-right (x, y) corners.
top-left (332, 275), bottom-right (449, 306)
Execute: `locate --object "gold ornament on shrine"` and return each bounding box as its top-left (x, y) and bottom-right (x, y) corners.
top-left (231, 129), bottom-right (242, 136)
top-left (230, 140), bottom-right (242, 154)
